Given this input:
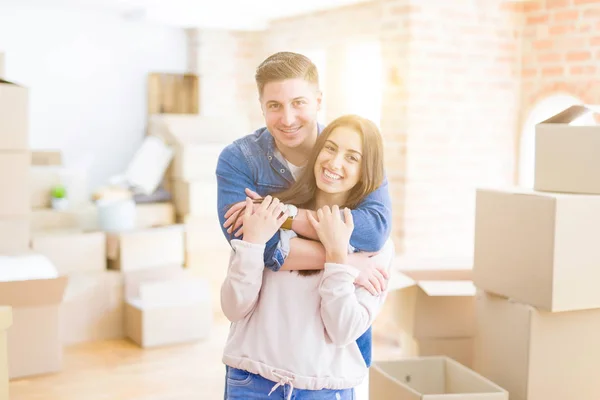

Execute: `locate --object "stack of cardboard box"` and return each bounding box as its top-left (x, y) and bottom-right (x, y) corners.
top-left (472, 105), bottom-right (600, 400)
top-left (148, 114), bottom-right (249, 316)
top-left (374, 257), bottom-right (476, 368)
top-left (107, 224), bottom-right (212, 348)
top-left (0, 306), bottom-right (11, 400)
top-left (0, 73), bottom-right (70, 381)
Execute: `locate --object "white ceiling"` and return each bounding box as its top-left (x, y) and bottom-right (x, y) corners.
top-left (5, 0), bottom-right (373, 30)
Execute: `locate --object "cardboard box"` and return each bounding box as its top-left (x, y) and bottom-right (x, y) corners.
top-left (61, 271), bottom-right (124, 345)
top-left (473, 291), bottom-right (600, 400)
top-left (148, 114), bottom-right (249, 153)
top-left (0, 217), bottom-right (29, 254)
top-left (171, 180), bottom-right (217, 218)
top-left (106, 225), bottom-right (185, 271)
top-left (125, 271), bottom-right (211, 348)
top-left (168, 143), bottom-right (226, 182)
top-left (395, 256), bottom-right (473, 281)
top-left (473, 187), bottom-right (600, 312)
top-left (136, 202), bottom-right (175, 229)
top-left (31, 230), bottom-right (106, 275)
top-left (30, 205), bottom-right (98, 232)
top-left (390, 274), bottom-right (476, 339)
top-left (0, 79), bottom-right (28, 151)
top-left (31, 150), bottom-right (62, 166)
top-left (0, 275), bottom-right (68, 379)
top-left (413, 338), bottom-right (473, 369)
top-left (370, 357), bottom-right (507, 400)
top-left (184, 215), bottom-right (230, 252)
top-left (185, 249), bottom-right (229, 316)
top-left (0, 306), bottom-right (12, 400)
top-left (0, 152), bottom-right (29, 217)
top-left (534, 105), bottom-right (600, 194)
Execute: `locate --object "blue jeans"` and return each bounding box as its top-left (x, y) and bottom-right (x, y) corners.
top-left (225, 367), bottom-right (355, 400)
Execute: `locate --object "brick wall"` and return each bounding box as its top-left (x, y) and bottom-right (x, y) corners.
top-left (190, 1), bottom-right (522, 257)
top-left (519, 0), bottom-right (600, 131)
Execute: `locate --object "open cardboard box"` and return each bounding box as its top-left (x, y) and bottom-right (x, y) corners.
top-left (535, 105), bottom-right (600, 194)
top-left (370, 357), bottom-right (507, 399)
top-left (0, 306), bottom-right (12, 400)
top-left (0, 262), bottom-right (67, 379)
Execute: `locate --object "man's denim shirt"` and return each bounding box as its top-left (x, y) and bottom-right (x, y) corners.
top-left (215, 126), bottom-right (393, 271)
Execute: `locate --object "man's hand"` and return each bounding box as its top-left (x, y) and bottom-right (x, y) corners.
top-left (223, 188), bottom-right (262, 236)
top-left (347, 251), bottom-right (389, 296)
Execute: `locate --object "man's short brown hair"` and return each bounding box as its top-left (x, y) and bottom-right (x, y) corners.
top-left (255, 52), bottom-right (319, 96)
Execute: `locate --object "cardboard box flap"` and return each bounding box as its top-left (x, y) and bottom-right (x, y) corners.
top-left (388, 271), bottom-right (417, 291)
top-left (0, 305), bottom-right (12, 330)
top-left (539, 104), bottom-right (600, 125)
top-left (0, 275), bottom-right (68, 307)
top-left (123, 265), bottom-right (185, 300)
top-left (138, 277), bottom-right (209, 304)
top-left (417, 281), bottom-right (476, 297)
top-left (0, 78), bottom-right (24, 87)
top-left (0, 253), bottom-right (58, 281)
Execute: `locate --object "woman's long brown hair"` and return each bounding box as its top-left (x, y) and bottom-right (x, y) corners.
top-left (229, 114), bottom-right (385, 275)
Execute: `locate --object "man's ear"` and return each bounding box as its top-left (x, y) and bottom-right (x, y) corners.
top-left (316, 90), bottom-right (323, 111)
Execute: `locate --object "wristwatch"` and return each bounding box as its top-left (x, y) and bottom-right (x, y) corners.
top-left (281, 204), bottom-right (298, 230)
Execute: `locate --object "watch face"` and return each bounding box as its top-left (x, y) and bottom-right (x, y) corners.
top-left (287, 204), bottom-right (298, 218)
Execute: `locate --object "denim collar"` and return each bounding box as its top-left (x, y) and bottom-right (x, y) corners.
top-left (259, 122), bottom-right (325, 163)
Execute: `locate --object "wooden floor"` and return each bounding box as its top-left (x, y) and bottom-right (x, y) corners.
top-left (8, 317), bottom-right (402, 400)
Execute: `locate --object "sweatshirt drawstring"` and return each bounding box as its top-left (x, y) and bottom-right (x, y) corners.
top-left (268, 371), bottom-right (295, 400)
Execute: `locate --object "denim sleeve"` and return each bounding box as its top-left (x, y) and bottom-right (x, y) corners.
top-left (215, 144), bottom-right (284, 271)
top-left (349, 175), bottom-right (393, 252)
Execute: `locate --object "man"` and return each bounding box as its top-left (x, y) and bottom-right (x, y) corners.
top-left (215, 52), bottom-right (392, 376)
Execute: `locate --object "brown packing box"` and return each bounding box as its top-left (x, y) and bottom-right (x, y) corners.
top-left (106, 225), bottom-right (185, 271)
top-left (0, 79), bottom-right (28, 151)
top-left (473, 291), bottom-right (600, 400)
top-left (171, 180), bottom-right (217, 218)
top-left (0, 306), bottom-right (12, 400)
top-left (186, 249), bottom-right (229, 317)
top-left (123, 266), bottom-right (211, 347)
top-left (30, 205), bottom-right (98, 232)
top-left (373, 261), bottom-right (472, 348)
top-left (185, 215), bottom-right (230, 252)
top-left (31, 150), bottom-right (62, 166)
top-left (413, 338), bottom-right (473, 369)
top-left (0, 152), bottom-right (30, 217)
top-left (0, 275), bottom-right (68, 379)
top-left (61, 271), bottom-right (124, 345)
top-left (370, 357), bottom-right (507, 400)
top-left (167, 143), bottom-right (225, 182)
top-left (0, 217), bottom-right (30, 254)
top-left (473, 187), bottom-right (600, 312)
top-left (136, 202), bottom-right (175, 229)
top-left (31, 230), bottom-right (106, 275)
top-left (389, 273), bottom-right (476, 340)
top-left (534, 105), bottom-right (600, 194)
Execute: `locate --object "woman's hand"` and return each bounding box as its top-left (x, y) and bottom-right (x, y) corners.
top-left (308, 205), bottom-right (353, 264)
top-left (241, 196), bottom-right (289, 245)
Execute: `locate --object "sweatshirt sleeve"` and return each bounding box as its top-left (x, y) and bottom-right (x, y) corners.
top-left (220, 239), bottom-right (267, 322)
top-left (318, 240), bottom-right (395, 346)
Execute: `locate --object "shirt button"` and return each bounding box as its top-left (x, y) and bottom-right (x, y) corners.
top-left (280, 169), bottom-right (285, 173)
top-left (268, 156), bottom-right (273, 160)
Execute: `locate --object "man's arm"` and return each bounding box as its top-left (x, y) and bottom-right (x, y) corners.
top-left (291, 177), bottom-right (393, 251)
top-left (216, 144), bottom-right (283, 271)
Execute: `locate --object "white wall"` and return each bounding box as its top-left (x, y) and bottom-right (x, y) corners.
top-left (0, 5), bottom-right (188, 192)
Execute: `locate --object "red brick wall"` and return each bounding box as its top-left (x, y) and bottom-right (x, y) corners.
top-left (383, 1), bottom-right (520, 256)
top-left (519, 0), bottom-right (600, 132)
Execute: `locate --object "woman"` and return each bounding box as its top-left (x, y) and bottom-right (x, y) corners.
top-left (221, 115), bottom-right (395, 399)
